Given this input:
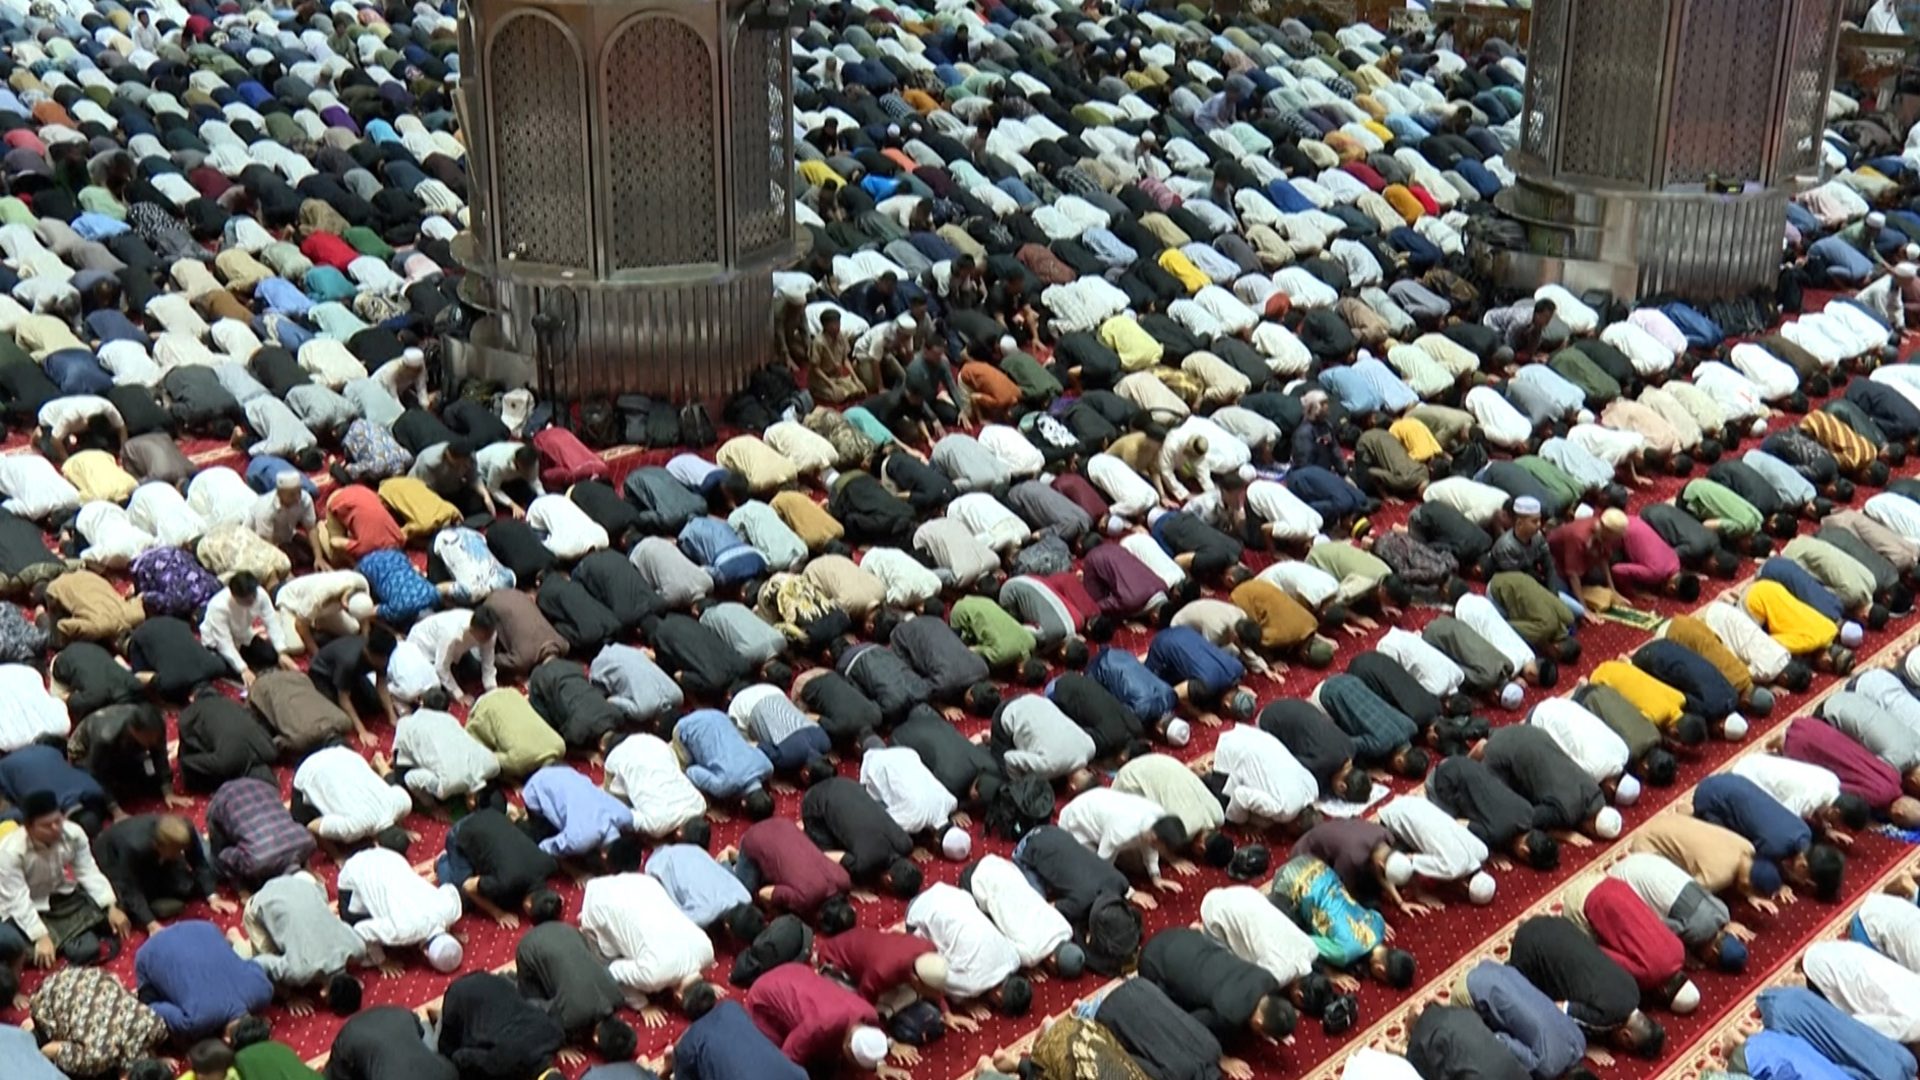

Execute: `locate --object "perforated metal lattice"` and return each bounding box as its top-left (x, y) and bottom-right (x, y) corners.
top-left (731, 27), bottom-right (791, 260)
top-left (1558, 0), bottom-right (1669, 184)
top-left (1665, 0), bottom-right (1783, 186)
top-left (488, 12), bottom-right (592, 269)
top-left (1777, 0), bottom-right (1842, 183)
top-left (604, 17), bottom-right (720, 270)
top-left (1520, 0), bottom-right (1568, 165)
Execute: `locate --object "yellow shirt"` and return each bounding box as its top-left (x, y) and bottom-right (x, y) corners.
top-left (1588, 660), bottom-right (1686, 728)
top-left (62, 449), bottom-right (136, 503)
top-left (1744, 580), bottom-right (1837, 655)
top-left (1389, 417), bottom-right (1442, 462)
top-left (1099, 314), bottom-right (1165, 371)
top-left (1155, 248), bottom-right (1209, 294)
top-left (798, 160), bottom-right (844, 189)
top-left (376, 477), bottom-right (460, 541)
top-left (717, 435), bottom-right (799, 494)
top-left (1383, 185), bottom-right (1425, 226)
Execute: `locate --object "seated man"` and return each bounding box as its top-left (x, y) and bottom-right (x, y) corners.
top-left (66, 702), bottom-right (173, 814)
top-left (201, 572), bottom-right (298, 686)
top-left (0, 790), bottom-right (129, 965)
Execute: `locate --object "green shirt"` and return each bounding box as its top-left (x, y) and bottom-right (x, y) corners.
top-left (1547, 348), bottom-right (1621, 405)
top-left (467, 689), bottom-right (566, 777)
top-left (1002, 352), bottom-right (1061, 402)
top-left (1305, 541), bottom-right (1391, 588)
top-left (1681, 479), bottom-right (1762, 537)
top-left (236, 1042), bottom-right (322, 1080)
top-left (1515, 455), bottom-right (1585, 509)
top-left (949, 596), bottom-right (1035, 667)
top-left (1577, 683), bottom-right (1663, 763)
top-left (1782, 535), bottom-right (1876, 612)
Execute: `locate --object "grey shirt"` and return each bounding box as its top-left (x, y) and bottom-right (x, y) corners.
top-left (629, 537), bottom-right (713, 608)
top-left (0, 1023), bottom-right (67, 1080)
top-left (344, 377), bottom-right (404, 429)
top-left (248, 874), bottom-right (370, 986)
top-left (245, 395), bottom-right (317, 457)
top-left (999, 575), bottom-right (1077, 644)
top-left (287, 383), bottom-right (358, 435)
top-left (1821, 684), bottom-right (1920, 771)
top-left (410, 442), bottom-right (477, 497)
top-left (1006, 479), bottom-right (1091, 539)
top-left (212, 362), bottom-right (271, 405)
top-left (699, 602), bottom-right (786, 666)
top-left (930, 433), bottom-right (1011, 492)
top-left (589, 643), bottom-right (683, 722)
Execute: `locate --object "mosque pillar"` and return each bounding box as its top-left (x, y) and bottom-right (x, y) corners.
top-left (449, 0), bottom-right (805, 404)
top-left (1488, 0), bottom-right (1844, 303)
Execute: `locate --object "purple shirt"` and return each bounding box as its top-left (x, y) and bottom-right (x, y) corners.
top-left (1082, 543), bottom-right (1166, 617)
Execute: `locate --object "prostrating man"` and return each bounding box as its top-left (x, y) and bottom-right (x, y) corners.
top-left (333, 846), bottom-right (463, 971)
top-left (1508, 915), bottom-right (1666, 1059)
top-left (135, 919), bottom-right (273, 1040)
top-left (435, 970), bottom-right (567, 1080)
top-left (324, 1005), bottom-right (458, 1080)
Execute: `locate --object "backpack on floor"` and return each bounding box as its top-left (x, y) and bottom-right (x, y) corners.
top-left (679, 402), bottom-right (717, 448)
top-left (985, 775), bottom-right (1054, 841)
top-left (645, 406), bottom-right (682, 449)
top-left (579, 398), bottom-right (620, 448)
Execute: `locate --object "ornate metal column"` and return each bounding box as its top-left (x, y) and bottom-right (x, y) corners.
top-left (451, 0), bottom-right (802, 403)
top-left (1489, 0), bottom-right (1843, 302)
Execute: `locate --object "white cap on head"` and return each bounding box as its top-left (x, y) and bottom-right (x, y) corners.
top-left (1671, 980), bottom-right (1701, 1014)
top-left (1898, 263), bottom-right (1918, 280)
top-left (1750, 417), bottom-right (1770, 438)
top-left (1576, 408), bottom-right (1594, 424)
top-left (823, 468), bottom-right (841, 489)
top-left (1614, 773), bottom-right (1642, 806)
top-left (1723, 715), bottom-right (1749, 741)
top-left (275, 469), bottom-right (302, 491)
top-left (850, 1025), bottom-right (890, 1070)
top-left (346, 592), bottom-right (376, 621)
top-left (426, 933), bottom-right (463, 972)
top-left (1574, 504), bottom-right (1595, 520)
top-left (1467, 871), bottom-right (1496, 905)
top-left (1166, 718), bottom-right (1192, 747)
top-left (941, 826), bottom-right (971, 861)
top-left (1383, 851), bottom-right (1414, 887)
top-left (1870, 212), bottom-right (1888, 228)
top-left (402, 347), bottom-right (425, 367)
top-left (1238, 463), bottom-right (1257, 483)
top-left (1841, 621), bottom-right (1865, 647)
top-left (1107, 515), bottom-right (1131, 536)
top-left (896, 313), bottom-right (916, 331)
top-left (1594, 806), bottom-right (1623, 839)
top-left (999, 335), bottom-right (1017, 353)
top-left (887, 124), bottom-right (900, 137)
top-left (1499, 682), bottom-right (1524, 710)
top-left (1512, 495), bottom-right (1541, 517)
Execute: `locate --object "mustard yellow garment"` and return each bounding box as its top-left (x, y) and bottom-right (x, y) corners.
top-left (1099, 314), bottom-right (1165, 371)
top-left (1156, 248), bottom-right (1209, 294)
top-left (1744, 579), bottom-right (1838, 655)
top-left (1389, 417), bottom-right (1443, 462)
top-left (377, 476), bottom-right (461, 541)
top-left (62, 450), bottom-right (136, 503)
top-left (1588, 660), bottom-right (1686, 729)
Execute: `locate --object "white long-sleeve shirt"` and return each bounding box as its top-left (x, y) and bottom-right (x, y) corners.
top-left (860, 547), bottom-right (945, 609)
top-left (603, 733), bottom-right (707, 838)
top-left (391, 708), bottom-right (500, 799)
top-left (1212, 724), bottom-right (1317, 826)
top-left (1607, 852), bottom-right (1694, 916)
top-left (407, 609), bottom-right (497, 697)
top-left (967, 854), bottom-right (1071, 969)
top-left (579, 873), bottom-right (712, 996)
top-left (199, 586), bottom-right (291, 676)
top-left (1201, 883), bottom-right (1317, 985)
top-left (1453, 594), bottom-right (1534, 674)
top-left (292, 746), bottom-right (412, 843)
top-left (1858, 893), bottom-right (1920, 974)
top-left (904, 883), bottom-right (1021, 1000)
top-left (527, 494), bottom-right (609, 561)
top-left (1377, 628), bottom-right (1466, 697)
top-left (335, 847), bottom-right (461, 947)
top-left (860, 746), bottom-right (958, 834)
top-left (1060, 788), bottom-right (1167, 879)
top-left (1698, 600), bottom-right (1792, 682)
top-left (0, 664), bottom-right (69, 752)
top-left (0, 821), bottom-right (116, 941)
top-left (1375, 795), bottom-right (1487, 883)
top-left (1528, 698), bottom-right (1629, 783)
top-left (1804, 940), bottom-right (1920, 1043)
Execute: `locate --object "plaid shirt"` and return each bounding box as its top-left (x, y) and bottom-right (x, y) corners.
top-left (207, 777), bottom-right (316, 882)
top-left (1315, 673), bottom-right (1418, 761)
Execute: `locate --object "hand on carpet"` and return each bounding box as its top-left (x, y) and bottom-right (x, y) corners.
top-left (944, 1013), bottom-right (981, 1033)
top-left (1330, 973), bottom-right (1360, 993)
top-left (877, 1063), bottom-right (913, 1080)
top-left (851, 889), bottom-right (880, 903)
top-left (642, 1006), bottom-right (669, 1028)
top-left (379, 960), bottom-right (404, 979)
top-left (708, 807), bottom-right (732, 823)
top-left (209, 895), bottom-right (237, 915)
top-left (1488, 855), bottom-right (1513, 871)
top-left (1398, 901), bottom-right (1434, 918)
top-left (1220, 1058), bottom-right (1252, 1080)
top-left (164, 792), bottom-right (193, 809)
top-left (1170, 858), bottom-right (1199, 876)
top-left (1128, 888), bottom-right (1159, 910)
top-left (1749, 897), bottom-right (1780, 916)
top-left (892, 1043), bottom-right (922, 1066)
top-left (951, 812), bottom-right (971, 828)
top-left (287, 998), bottom-right (316, 1018)
top-left (1152, 876), bottom-right (1183, 894)
top-left (1586, 1049), bottom-right (1615, 1068)
top-left (1777, 885), bottom-right (1799, 905)
top-left (493, 911), bottom-right (520, 929)
top-left (1727, 921), bottom-right (1755, 942)
top-left (557, 1049), bottom-right (587, 1068)
top-left (912, 848), bottom-right (933, 863)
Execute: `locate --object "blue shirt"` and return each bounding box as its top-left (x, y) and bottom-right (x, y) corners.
top-left (256, 277), bottom-right (313, 318)
top-left (1759, 987), bottom-right (1916, 1080)
top-left (1144, 626), bottom-right (1244, 698)
top-left (247, 456), bottom-right (319, 497)
top-left (1692, 774), bottom-right (1811, 863)
top-left (646, 843), bottom-right (751, 928)
top-left (1742, 1030), bottom-right (1853, 1080)
top-left (359, 550), bottom-right (440, 622)
top-left (1087, 648), bottom-right (1177, 723)
top-left (675, 1000), bottom-right (806, 1080)
top-left (1759, 557), bottom-right (1846, 623)
top-left (134, 920), bottom-right (274, 1040)
top-left (523, 765), bottom-right (633, 857)
top-left (0, 1024), bottom-right (66, 1080)
top-left (678, 517), bottom-right (766, 586)
top-left (675, 709), bottom-right (772, 799)
top-left (0, 745), bottom-right (106, 818)
top-left (1463, 961), bottom-right (1585, 1080)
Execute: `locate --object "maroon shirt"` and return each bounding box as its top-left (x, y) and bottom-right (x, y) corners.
top-left (815, 928), bottom-right (940, 1002)
top-left (1053, 473), bottom-right (1110, 523)
top-left (1291, 818), bottom-right (1391, 890)
top-left (746, 962), bottom-right (879, 1065)
top-left (1584, 876), bottom-right (1684, 992)
top-left (739, 818), bottom-right (851, 914)
top-left (1785, 716), bottom-right (1902, 809)
top-left (1082, 543), bottom-right (1166, 617)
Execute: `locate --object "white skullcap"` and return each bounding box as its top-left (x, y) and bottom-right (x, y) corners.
top-left (887, 124), bottom-right (900, 137)
top-left (1467, 871), bottom-right (1496, 905)
top-left (426, 933), bottom-right (463, 972)
top-left (1614, 773), bottom-right (1642, 806)
top-left (1870, 212), bottom-right (1888, 228)
top-left (823, 468), bottom-right (841, 489)
top-left (941, 826), bottom-right (972, 861)
top-left (1238, 464), bottom-right (1257, 482)
top-left (850, 1025), bottom-right (890, 1070)
top-left (1106, 515), bottom-right (1131, 537)
top-left (1594, 806), bottom-right (1623, 839)
top-left (1166, 718), bottom-right (1192, 747)
top-left (1512, 495), bottom-right (1541, 516)
top-left (913, 952), bottom-right (949, 993)
top-left (402, 347), bottom-right (424, 367)
top-left (274, 470), bottom-right (302, 491)
top-left (1671, 980), bottom-right (1701, 1014)
top-left (999, 335), bottom-right (1017, 353)
top-left (346, 592), bottom-right (377, 621)
top-left (1383, 852), bottom-right (1414, 887)
top-left (1499, 682), bottom-right (1524, 709)
top-left (895, 313), bottom-right (916, 331)
top-left (1723, 715), bottom-right (1749, 741)
top-left (1750, 417), bottom-right (1770, 438)
top-left (1576, 408), bottom-right (1594, 424)
top-left (1841, 620), bottom-right (1865, 647)
top-left (1898, 263), bottom-right (1918, 280)
top-left (1574, 504), bottom-right (1595, 520)
top-left (1906, 243), bottom-right (1919, 260)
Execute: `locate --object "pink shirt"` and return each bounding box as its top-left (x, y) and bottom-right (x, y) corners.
top-left (1629, 309), bottom-right (1689, 356)
top-left (1620, 518), bottom-right (1680, 580)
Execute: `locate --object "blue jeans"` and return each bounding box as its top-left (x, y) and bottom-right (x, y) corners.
top-left (761, 726), bottom-right (832, 772)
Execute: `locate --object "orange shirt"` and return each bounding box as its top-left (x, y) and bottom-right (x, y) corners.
top-left (959, 361), bottom-right (1020, 412)
top-left (328, 485), bottom-right (405, 557)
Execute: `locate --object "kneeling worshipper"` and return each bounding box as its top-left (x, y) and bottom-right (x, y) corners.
top-left (1631, 812), bottom-right (1793, 915)
top-left (903, 883), bottom-right (1033, 1017)
top-left (291, 745), bottom-right (414, 853)
top-left (1093, 975), bottom-right (1234, 1080)
top-left (1778, 718), bottom-right (1920, 828)
top-left (1559, 875), bottom-right (1700, 1015)
top-left (134, 919), bottom-right (274, 1040)
top-left (1448, 960), bottom-right (1590, 1080)
top-left (238, 871), bottom-right (380, 1011)
top-left (1480, 724), bottom-right (1623, 843)
top-left (1138, 927), bottom-right (1307, 1045)
top-left (327, 1006), bottom-right (459, 1080)
top-left (1270, 854), bottom-right (1417, 989)
top-left (1509, 915), bottom-right (1667, 1059)
top-left (1377, 794), bottom-right (1498, 907)
top-left (334, 846), bottom-right (465, 972)
top-left (960, 854), bottom-right (1085, 979)
top-left (26, 966), bottom-right (169, 1079)
top-left (1200, 884), bottom-right (1355, 1032)
top-left (743, 962), bottom-right (893, 1072)
top-left (1607, 851), bottom-right (1752, 971)
top-left (1802, 940), bottom-right (1920, 1044)
top-left (1752, 984), bottom-right (1917, 1080)
top-left (1407, 1004), bottom-right (1530, 1080)
top-left (435, 971), bottom-right (567, 1080)
top-left (1427, 755), bottom-right (1563, 872)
